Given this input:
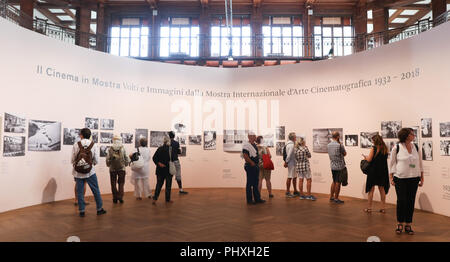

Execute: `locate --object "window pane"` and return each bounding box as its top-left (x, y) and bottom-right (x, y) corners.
top-left (110, 38), bottom-right (119, 56)
top-left (242, 36), bottom-right (251, 56)
top-left (282, 37), bottom-right (292, 56)
top-left (242, 26), bottom-right (251, 36)
top-left (293, 36), bottom-right (302, 57)
top-left (282, 27), bottom-right (291, 37)
top-left (314, 36), bottom-right (322, 57)
top-left (121, 27), bottom-right (130, 38)
top-left (170, 37), bottom-right (180, 54)
top-left (272, 27), bottom-right (281, 37)
top-left (232, 27), bottom-right (240, 37)
top-left (111, 27), bottom-right (120, 37)
top-left (232, 35), bottom-right (240, 56)
top-left (314, 26), bottom-right (321, 35)
top-left (160, 38), bottom-right (169, 57)
top-left (180, 27), bottom-right (190, 37)
top-left (221, 37), bottom-right (230, 56)
top-left (211, 38), bottom-right (220, 56)
top-left (262, 26), bottom-right (271, 36)
top-left (211, 26), bottom-right (220, 37)
top-left (180, 37), bottom-right (189, 55)
top-left (263, 37), bottom-right (271, 56)
top-left (141, 27), bottom-right (149, 36)
top-left (120, 37), bottom-right (129, 56)
top-left (190, 37), bottom-right (198, 57)
top-left (222, 27), bottom-right (230, 38)
top-left (343, 26), bottom-right (352, 37)
top-left (160, 26), bottom-right (170, 37)
top-left (130, 37), bottom-right (140, 57)
top-left (293, 26), bottom-right (302, 37)
top-left (334, 37), bottom-right (343, 56)
top-left (140, 37), bottom-right (148, 57)
top-left (333, 27), bottom-right (343, 37)
top-left (323, 27), bottom-right (332, 37)
top-left (171, 27), bottom-right (180, 37)
top-left (131, 27), bottom-right (140, 37)
top-left (272, 37), bottom-right (281, 54)
top-left (191, 26), bottom-right (199, 36)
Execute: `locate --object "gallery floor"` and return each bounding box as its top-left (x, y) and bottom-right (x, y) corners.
top-left (0, 188), bottom-right (449, 242)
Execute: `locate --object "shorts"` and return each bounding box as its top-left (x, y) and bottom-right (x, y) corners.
top-left (298, 170), bottom-right (312, 179)
top-left (259, 168), bottom-right (272, 180)
top-left (287, 164), bottom-right (297, 178)
top-left (332, 170), bottom-right (341, 183)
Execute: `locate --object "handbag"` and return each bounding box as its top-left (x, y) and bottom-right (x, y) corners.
top-left (360, 159), bottom-right (371, 175)
top-left (168, 146), bottom-right (176, 176)
top-left (262, 147), bottom-right (274, 170)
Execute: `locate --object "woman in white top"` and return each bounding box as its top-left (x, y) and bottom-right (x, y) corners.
top-left (389, 128), bottom-right (424, 235)
top-left (130, 138), bottom-right (152, 200)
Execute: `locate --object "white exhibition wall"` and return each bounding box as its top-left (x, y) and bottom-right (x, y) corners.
top-left (1, 17), bottom-right (450, 216)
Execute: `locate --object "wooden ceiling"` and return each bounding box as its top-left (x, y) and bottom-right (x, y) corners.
top-left (8, 0), bottom-right (449, 31)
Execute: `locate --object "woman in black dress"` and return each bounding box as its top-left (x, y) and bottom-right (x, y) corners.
top-left (362, 134), bottom-right (390, 213)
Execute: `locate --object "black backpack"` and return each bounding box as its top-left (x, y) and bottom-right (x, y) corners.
top-left (395, 143), bottom-right (418, 156)
top-left (282, 144), bottom-right (287, 162)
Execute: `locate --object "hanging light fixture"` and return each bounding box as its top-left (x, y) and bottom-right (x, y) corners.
top-left (225, 0), bottom-right (233, 60)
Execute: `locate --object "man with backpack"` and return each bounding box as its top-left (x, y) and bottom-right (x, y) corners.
top-left (71, 128), bottom-right (106, 217)
top-left (106, 135), bottom-right (131, 204)
top-left (284, 132), bottom-right (300, 198)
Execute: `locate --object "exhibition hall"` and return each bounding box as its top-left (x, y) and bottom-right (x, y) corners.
top-left (0, 0), bottom-right (450, 247)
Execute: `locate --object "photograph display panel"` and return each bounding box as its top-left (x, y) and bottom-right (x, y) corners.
top-left (412, 126), bottom-right (419, 147)
top-left (176, 135), bottom-right (186, 145)
top-left (276, 126), bottom-right (285, 140)
top-left (312, 128), bottom-right (343, 153)
top-left (381, 121), bottom-right (402, 139)
top-left (63, 128), bottom-right (81, 145)
top-left (263, 133), bottom-right (275, 147)
top-left (204, 131), bottom-right (216, 150)
top-left (174, 123), bottom-right (187, 133)
top-left (150, 131), bottom-right (167, 148)
top-left (276, 142), bottom-right (285, 156)
top-left (100, 132), bottom-right (113, 144)
top-left (223, 130), bottom-right (247, 152)
top-left (360, 132), bottom-right (379, 149)
top-left (85, 117), bottom-right (99, 130)
top-left (3, 136), bottom-right (25, 157)
top-left (91, 132), bottom-right (98, 143)
top-left (440, 122), bottom-right (450, 137)
top-left (4, 113), bottom-right (26, 133)
top-left (135, 129), bottom-right (149, 148)
top-left (440, 141), bottom-right (450, 156)
top-left (121, 133), bottom-right (133, 144)
top-left (387, 140), bottom-right (396, 157)
top-left (100, 119), bottom-right (114, 130)
top-left (180, 147), bottom-right (187, 157)
top-left (421, 118), bottom-right (432, 138)
top-left (345, 135), bottom-right (358, 146)
top-left (28, 120), bottom-right (61, 151)
top-left (422, 141), bottom-right (433, 161)
top-left (188, 135), bottom-right (202, 145)
top-left (100, 145), bottom-right (110, 157)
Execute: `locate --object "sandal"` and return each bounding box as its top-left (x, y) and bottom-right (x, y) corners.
top-left (404, 225), bottom-right (415, 235)
top-left (364, 208), bottom-right (372, 213)
top-left (395, 224), bottom-right (403, 234)
top-left (379, 209), bottom-right (386, 213)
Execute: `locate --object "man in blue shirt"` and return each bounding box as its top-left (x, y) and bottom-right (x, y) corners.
top-left (242, 131), bottom-right (266, 205)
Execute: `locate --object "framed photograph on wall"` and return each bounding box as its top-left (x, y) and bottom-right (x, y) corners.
top-left (439, 122), bottom-right (450, 137)
top-left (121, 133), bottom-right (133, 144)
top-left (28, 120), bottom-right (61, 151)
top-left (189, 135), bottom-right (202, 145)
top-left (3, 136), bottom-right (25, 157)
top-left (360, 132), bottom-right (379, 149)
top-left (381, 121), bottom-right (401, 139)
top-left (204, 131), bottom-right (216, 150)
top-left (421, 118), bottom-right (432, 138)
top-left (276, 126), bottom-right (285, 140)
top-left (313, 128), bottom-right (343, 153)
top-left (422, 141), bottom-right (433, 161)
top-left (100, 119), bottom-right (114, 130)
top-left (100, 132), bottom-right (113, 144)
top-left (100, 145), bottom-right (110, 157)
top-left (63, 128), bottom-right (81, 145)
top-left (136, 129), bottom-right (149, 148)
top-left (4, 113), bottom-right (26, 133)
top-left (440, 141), bottom-right (450, 156)
top-left (150, 131), bottom-right (167, 148)
top-left (345, 135), bottom-right (358, 147)
top-left (85, 117), bottom-right (99, 130)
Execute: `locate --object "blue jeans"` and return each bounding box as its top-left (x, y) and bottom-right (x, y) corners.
top-left (245, 165), bottom-right (261, 203)
top-left (75, 174), bottom-right (103, 212)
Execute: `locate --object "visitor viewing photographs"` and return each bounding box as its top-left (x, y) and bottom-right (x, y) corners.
top-left (276, 142), bottom-right (285, 156)
top-left (188, 135), bottom-right (202, 145)
top-left (439, 122), bottom-right (450, 137)
top-left (3, 136), bottom-right (25, 157)
top-left (276, 126), bottom-right (285, 140)
top-left (4, 113), bottom-right (26, 133)
top-left (28, 120), bottom-right (61, 151)
top-left (381, 121), bottom-right (402, 139)
top-left (174, 123), bottom-right (187, 133)
top-left (345, 135), bottom-right (358, 146)
top-left (85, 117), bottom-right (99, 130)
top-left (440, 141), bottom-right (450, 156)
top-left (100, 132), bottom-right (113, 144)
top-left (100, 145), bottom-right (110, 157)
top-left (360, 132), bottom-right (379, 148)
top-left (92, 132), bottom-right (98, 143)
top-left (176, 135), bottom-right (186, 145)
top-left (63, 128), bottom-right (81, 145)
top-left (421, 118), bottom-right (432, 138)
top-left (150, 131), bottom-right (167, 147)
top-left (135, 129), bottom-right (148, 148)
top-left (313, 128), bottom-right (343, 153)
top-left (204, 131), bottom-right (216, 150)
top-left (100, 119), bottom-right (114, 130)
top-left (121, 133), bottom-right (133, 144)
top-left (223, 130), bottom-right (247, 152)
top-left (180, 147), bottom-right (187, 157)
top-left (422, 141), bottom-right (433, 161)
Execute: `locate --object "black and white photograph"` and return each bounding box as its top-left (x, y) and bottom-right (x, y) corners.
top-left (387, 140), bottom-right (396, 157)
top-left (4, 113), bottom-right (26, 133)
top-left (204, 131), bottom-right (216, 150)
top-left (223, 130), bottom-right (247, 152)
top-left (188, 135), bottom-right (202, 145)
top-left (100, 132), bottom-right (113, 143)
top-left (63, 128), bottom-right (81, 145)
top-left (180, 147), bottom-right (187, 157)
top-left (100, 119), bottom-right (114, 130)
top-left (276, 126), bottom-right (285, 140)
top-left (263, 133), bottom-right (275, 148)
top-left (135, 129), bottom-right (149, 148)
top-left (439, 122), bottom-right (450, 137)
top-left (92, 132), bottom-right (98, 143)
top-left (3, 136), bottom-right (25, 157)
top-left (28, 120), bottom-right (61, 151)
top-left (276, 142), bottom-right (285, 156)
top-left (150, 131), bottom-right (167, 148)
top-left (421, 118), bottom-right (432, 138)
top-left (100, 145), bottom-right (110, 157)
top-left (440, 141), bottom-right (450, 156)
top-left (176, 135), bottom-right (186, 145)
top-left (85, 117), bottom-right (99, 130)
top-left (381, 121), bottom-right (402, 139)
top-left (422, 141), bottom-right (433, 161)
top-left (411, 126), bottom-right (419, 144)
top-left (345, 135), bottom-right (358, 146)
top-left (312, 128), bottom-right (343, 153)
top-left (174, 123), bottom-right (187, 133)
top-left (360, 132), bottom-right (379, 149)
top-left (121, 133), bottom-right (133, 144)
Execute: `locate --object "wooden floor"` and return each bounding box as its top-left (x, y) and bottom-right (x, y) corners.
top-left (0, 188), bottom-right (449, 242)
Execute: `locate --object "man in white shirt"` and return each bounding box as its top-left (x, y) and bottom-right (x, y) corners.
top-left (242, 131), bottom-right (265, 205)
top-left (71, 128), bottom-right (106, 217)
top-left (284, 132), bottom-right (299, 198)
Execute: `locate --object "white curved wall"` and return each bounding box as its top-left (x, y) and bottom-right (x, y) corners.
top-left (1, 17), bottom-right (450, 217)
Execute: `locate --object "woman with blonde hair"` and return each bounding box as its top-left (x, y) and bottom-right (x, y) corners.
top-left (362, 134), bottom-right (390, 213)
top-left (295, 137), bottom-right (315, 200)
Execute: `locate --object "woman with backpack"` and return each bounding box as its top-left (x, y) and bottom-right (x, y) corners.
top-left (130, 138), bottom-right (152, 200)
top-left (256, 136), bottom-right (273, 199)
top-left (106, 135), bottom-right (131, 204)
top-left (361, 134), bottom-right (389, 213)
top-left (389, 128), bottom-right (424, 235)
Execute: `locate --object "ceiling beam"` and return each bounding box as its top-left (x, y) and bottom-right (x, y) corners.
top-left (402, 4), bottom-right (431, 10)
top-left (36, 7), bottom-right (64, 25)
top-left (388, 8), bottom-right (403, 23)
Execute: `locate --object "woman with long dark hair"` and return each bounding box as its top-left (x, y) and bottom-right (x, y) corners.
top-left (362, 134), bottom-right (390, 213)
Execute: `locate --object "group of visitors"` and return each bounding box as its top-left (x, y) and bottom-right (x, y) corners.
top-left (242, 128), bottom-right (424, 235)
top-left (71, 129), bottom-right (188, 217)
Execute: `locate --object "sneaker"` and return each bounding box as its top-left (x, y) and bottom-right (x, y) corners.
top-left (113, 199), bottom-right (118, 204)
top-left (119, 199), bottom-right (124, 204)
top-left (79, 212), bottom-right (85, 217)
top-left (179, 191), bottom-right (188, 195)
top-left (334, 199), bottom-right (344, 204)
top-left (299, 195), bottom-right (307, 200)
top-left (329, 198), bottom-right (335, 202)
top-left (269, 194), bottom-right (274, 198)
top-left (285, 192), bottom-right (295, 198)
top-left (308, 195), bottom-right (317, 201)
top-left (97, 209), bottom-right (107, 215)
top-left (293, 191), bottom-right (300, 196)
top-left (255, 199), bottom-right (266, 204)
